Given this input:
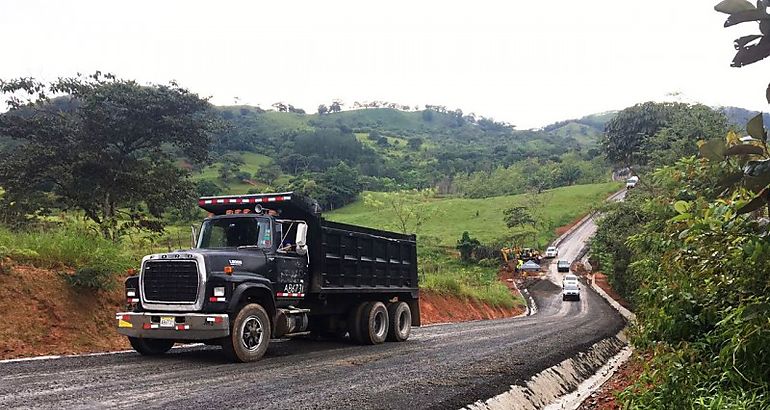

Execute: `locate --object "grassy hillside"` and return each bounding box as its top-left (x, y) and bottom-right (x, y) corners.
top-left (326, 182), bottom-right (622, 246)
top-left (324, 181), bottom-right (620, 308)
top-left (550, 122), bottom-right (603, 146)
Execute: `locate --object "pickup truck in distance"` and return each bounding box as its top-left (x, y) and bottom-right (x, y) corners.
top-left (116, 192), bottom-right (420, 362)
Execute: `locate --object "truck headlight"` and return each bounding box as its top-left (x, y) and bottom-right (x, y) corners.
top-left (214, 287), bottom-right (225, 297)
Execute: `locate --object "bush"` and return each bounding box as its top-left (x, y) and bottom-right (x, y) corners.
top-left (61, 266), bottom-right (116, 291)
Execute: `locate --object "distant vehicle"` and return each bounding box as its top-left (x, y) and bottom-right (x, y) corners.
top-left (545, 246), bottom-right (558, 258)
top-left (563, 282), bottom-right (581, 301)
top-left (562, 274), bottom-right (579, 286)
top-left (557, 260), bottom-right (571, 273)
top-left (626, 176), bottom-right (639, 189)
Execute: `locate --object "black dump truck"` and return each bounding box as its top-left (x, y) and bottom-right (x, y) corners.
top-left (116, 192), bottom-right (419, 362)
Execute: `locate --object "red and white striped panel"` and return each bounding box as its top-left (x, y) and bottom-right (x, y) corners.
top-left (276, 292), bottom-right (305, 298)
top-left (199, 196), bottom-right (291, 206)
top-left (175, 324), bottom-right (190, 331)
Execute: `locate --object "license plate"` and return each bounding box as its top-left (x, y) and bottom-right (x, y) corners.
top-left (160, 316), bottom-right (175, 328)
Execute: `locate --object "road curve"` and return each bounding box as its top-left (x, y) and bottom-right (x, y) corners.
top-left (0, 208), bottom-right (626, 410)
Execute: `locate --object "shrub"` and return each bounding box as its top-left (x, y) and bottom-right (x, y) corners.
top-left (61, 266), bottom-right (116, 291)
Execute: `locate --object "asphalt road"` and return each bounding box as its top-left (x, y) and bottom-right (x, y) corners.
top-left (0, 200), bottom-right (626, 410)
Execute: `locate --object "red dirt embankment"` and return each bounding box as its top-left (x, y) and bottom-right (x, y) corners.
top-left (0, 263), bottom-right (525, 360)
top-left (420, 291), bottom-right (525, 324)
top-left (0, 265), bottom-right (130, 359)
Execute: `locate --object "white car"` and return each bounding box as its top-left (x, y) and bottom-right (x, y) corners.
top-left (626, 176), bottom-right (639, 189)
top-left (563, 282), bottom-right (580, 301)
top-left (562, 274), bottom-right (579, 287)
top-left (545, 246), bottom-right (558, 258)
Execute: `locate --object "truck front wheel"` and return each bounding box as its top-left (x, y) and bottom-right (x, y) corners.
top-left (128, 337), bottom-right (174, 356)
top-left (222, 303), bottom-right (272, 363)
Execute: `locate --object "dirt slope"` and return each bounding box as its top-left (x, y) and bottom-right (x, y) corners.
top-left (0, 264), bottom-right (523, 360)
top-left (0, 265), bottom-right (129, 359)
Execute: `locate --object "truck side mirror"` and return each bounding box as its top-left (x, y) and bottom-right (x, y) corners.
top-left (295, 223), bottom-right (308, 255)
top-left (191, 225), bottom-right (198, 249)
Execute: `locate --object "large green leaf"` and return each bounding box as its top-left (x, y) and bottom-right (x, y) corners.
top-left (746, 113), bottom-right (768, 141)
top-left (732, 36), bottom-right (770, 66)
top-left (724, 143), bottom-right (765, 156)
top-left (743, 159), bottom-right (770, 191)
top-left (743, 158), bottom-right (770, 176)
top-left (725, 9), bottom-right (770, 27)
top-left (734, 34), bottom-right (763, 48)
top-left (717, 171), bottom-right (745, 190)
top-left (737, 188), bottom-right (769, 214)
top-left (699, 138), bottom-right (727, 161)
top-left (674, 200), bottom-right (690, 214)
top-left (716, 0), bottom-right (756, 14)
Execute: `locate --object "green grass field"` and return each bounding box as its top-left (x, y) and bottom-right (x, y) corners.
top-left (326, 182), bottom-right (622, 307)
top-left (326, 182), bottom-right (622, 246)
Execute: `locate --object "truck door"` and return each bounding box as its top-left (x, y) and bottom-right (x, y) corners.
top-left (274, 220), bottom-right (310, 298)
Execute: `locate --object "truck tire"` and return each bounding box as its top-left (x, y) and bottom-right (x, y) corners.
top-left (347, 302), bottom-right (368, 344)
top-left (386, 302), bottom-right (412, 342)
top-left (222, 303), bottom-right (271, 363)
top-left (128, 337), bottom-right (174, 356)
top-left (359, 301), bottom-right (389, 345)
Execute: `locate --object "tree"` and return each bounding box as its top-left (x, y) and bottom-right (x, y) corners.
top-left (256, 163), bottom-right (282, 184)
top-left (602, 101), bottom-right (681, 168)
top-left (329, 100), bottom-right (343, 113)
top-left (196, 180), bottom-right (222, 197)
top-left (0, 73), bottom-right (218, 239)
top-left (364, 189), bottom-right (436, 234)
top-left (218, 153), bottom-right (245, 181)
top-left (317, 104), bottom-right (328, 115)
top-left (456, 231), bottom-right (480, 262)
top-left (503, 206), bottom-right (535, 229)
top-left (407, 137), bottom-right (423, 150)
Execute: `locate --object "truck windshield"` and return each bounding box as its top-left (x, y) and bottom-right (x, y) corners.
top-left (197, 217), bottom-right (272, 249)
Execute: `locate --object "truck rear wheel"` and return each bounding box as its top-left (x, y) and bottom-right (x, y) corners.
top-left (386, 302), bottom-right (412, 342)
top-left (128, 337), bottom-right (174, 356)
top-left (359, 301), bottom-right (389, 345)
top-left (347, 302), bottom-right (368, 343)
top-left (222, 303), bottom-right (271, 363)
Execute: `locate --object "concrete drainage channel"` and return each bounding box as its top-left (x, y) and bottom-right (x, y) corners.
top-left (465, 275), bottom-right (635, 410)
top-left (464, 333), bottom-right (628, 410)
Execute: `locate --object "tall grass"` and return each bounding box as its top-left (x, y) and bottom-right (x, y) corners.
top-left (418, 241), bottom-right (523, 308)
top-left (0, 225), bottom-right (135, 273)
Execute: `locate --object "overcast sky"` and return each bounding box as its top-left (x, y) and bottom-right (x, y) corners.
top-left (1, 0), bottom-right (768, 128)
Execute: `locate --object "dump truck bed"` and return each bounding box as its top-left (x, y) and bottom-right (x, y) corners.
top-left (311, 220), bottom-right (418, 294)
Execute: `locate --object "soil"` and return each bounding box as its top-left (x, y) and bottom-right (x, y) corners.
top-left (419, 290), bottom-right (526, 324)
top-left (555, 214), bottom-right (588, 237)
top-left (593, 272), bottom-right (633, 311)
top-left (577, 353), bottom-right (646, 410)
top-left (0, 264), bottom-right (130, 360)
top-left (0, 262), bottom-right (525, 359)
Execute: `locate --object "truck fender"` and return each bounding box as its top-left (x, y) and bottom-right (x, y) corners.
top-left (228, 282), bottom-right (276, 327)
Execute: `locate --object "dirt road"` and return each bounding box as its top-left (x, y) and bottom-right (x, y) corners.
top-left (0, 199), bottom-right (625, 409)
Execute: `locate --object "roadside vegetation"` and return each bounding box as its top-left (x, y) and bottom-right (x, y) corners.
top-left (590, 6), bottom-right (770, 402)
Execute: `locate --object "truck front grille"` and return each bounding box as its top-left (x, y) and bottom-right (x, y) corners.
top-left (142, 260), bottom-right (199, 303)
